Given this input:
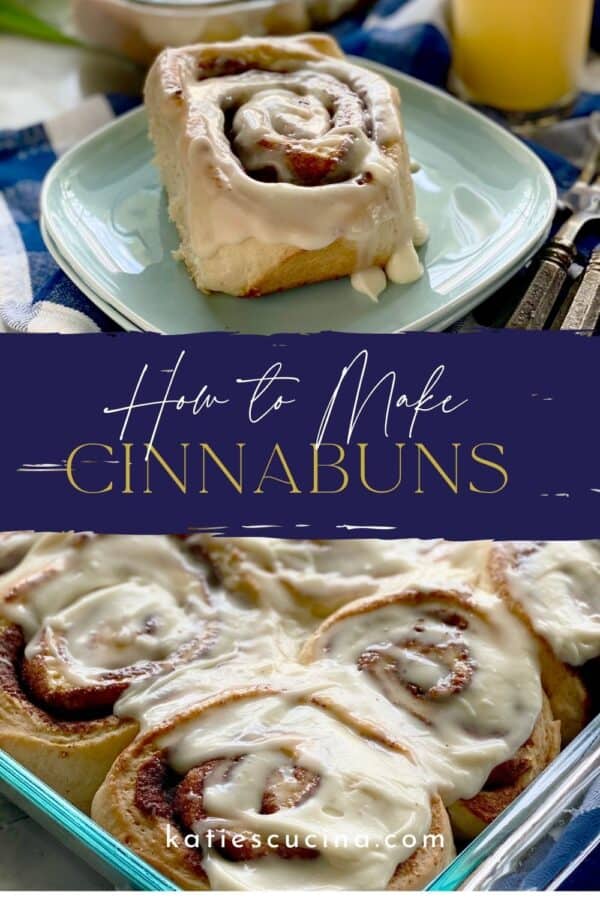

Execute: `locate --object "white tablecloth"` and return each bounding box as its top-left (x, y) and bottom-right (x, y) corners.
top-left (0, 795), bottom-right (109, 889)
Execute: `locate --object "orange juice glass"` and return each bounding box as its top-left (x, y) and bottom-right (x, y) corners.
top-left (451, 0), bottom-right (594, 115)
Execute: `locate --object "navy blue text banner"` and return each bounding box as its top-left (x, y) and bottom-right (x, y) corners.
top-left (2, 331), bottom-right (597, 539)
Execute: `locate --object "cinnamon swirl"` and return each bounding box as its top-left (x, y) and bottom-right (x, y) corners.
top-left (301, 585), bottom-right (560, 835)
top-left (0, 534), bottom-right (217, 811)
top-left (92, 686), bottom-right (454, 889)
top-left (487, 541), bottom-right (599, 744)
top-left (145, 34), bottom-right (425, 297)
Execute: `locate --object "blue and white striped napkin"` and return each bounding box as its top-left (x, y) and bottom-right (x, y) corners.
top-left (1, 0), bottom-right (599, 332)
top-left (0, 94), bottom-right (137, 333)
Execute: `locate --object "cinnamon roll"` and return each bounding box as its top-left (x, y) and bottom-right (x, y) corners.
top-left (145, 34), bottom-right (426, 297)
top-left (92, 686), bottom-right (454, 889)
top-left (487, 541), bottom-right (599, 744)
top-left (0, 534), bottom-right (216, 811)
top-left (301, 586), bottom-right (560, 837)
top-left (196, 536), bottom-right (491, 618)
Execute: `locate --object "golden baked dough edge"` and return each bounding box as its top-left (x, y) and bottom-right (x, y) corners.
top-left (0, 617), bottom-right (138, 812)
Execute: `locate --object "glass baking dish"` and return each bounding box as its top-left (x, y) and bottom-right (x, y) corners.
top-left (431, 711), bottom-right (600, 890)
top-left (0, 713), bottom-right (598, 890)
top-left (0, 752), bottom-right (177, 890)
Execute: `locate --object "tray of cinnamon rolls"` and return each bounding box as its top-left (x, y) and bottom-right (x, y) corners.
top-left (0, 533), bottom-right (598, 890)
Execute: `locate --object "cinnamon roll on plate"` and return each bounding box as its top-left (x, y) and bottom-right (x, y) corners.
top-left (145, 34), bottom-right (427, 298)
top-left (93, 685), bottom-right (454, 889)
top-left (0, 534), bottom-right (216, 811)
top-left (301, 585), bottom-right (561, 840)
top-left (487, 541), bottom-right (599, 744)
top-left (196, 536), bottom-right (491, 619)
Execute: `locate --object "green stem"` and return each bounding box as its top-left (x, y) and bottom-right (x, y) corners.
top-left (0, 0), bottom-right (142, 67)
top-left (0, 1), bottom-right (84, 46)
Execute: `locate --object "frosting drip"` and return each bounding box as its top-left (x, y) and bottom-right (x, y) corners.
top-left (350, 266), bottom-right (387, 302)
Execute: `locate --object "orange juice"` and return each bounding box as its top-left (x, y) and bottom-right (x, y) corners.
top-left (451, 0), bottom-right (594, 112)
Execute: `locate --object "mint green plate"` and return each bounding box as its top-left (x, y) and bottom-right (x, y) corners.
top-left (41, 62), bottom-right (556, 334)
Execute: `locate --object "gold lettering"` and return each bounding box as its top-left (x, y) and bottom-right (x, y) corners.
top-left (415, 443), bottom-right (460, 494)
top-left (144, 444), bottom-right (189, 494)
top-left (311, 443), bottom-right (348, 494)
top-left (66, 443), bottom-right (113, 494)
top-left (200, 443), bottom-right (244, 494)
top-left (469, 443), bottom-right (509, 494)
top-left (358, 442), bottom-right (405, 494)
top-left (122, 442), bottom-right (134, 494)
top-left (254, 443), bottom-right (301, 494)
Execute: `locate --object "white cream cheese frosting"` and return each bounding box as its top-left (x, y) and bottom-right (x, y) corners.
top-left (115, 598), bottom-right (306, 729)
top-left (302, 585), bottom-right (543, 804)
top-left (0, 532), bottom-right (38, 572)
top-left (163, 52), bottom-right (416, 259)
top-left (161, 690), bottom-right (433, 890)
top-left (1, 535), bottom-right (216, 688)
top-left (12, 534), bottom-right (208, 630)
top-left (499, 541), bottom-right (600, 666)
top-left (0, 532), bottom-right (87, 633)
top-left (117, 571), bottom-right (542, 808)
top-left (198, 536), bottom-right (492, 617)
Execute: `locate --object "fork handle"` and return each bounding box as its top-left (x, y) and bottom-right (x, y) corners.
top-left (561, 246), bottom-right (600, 332)
top-left (507, 241), bottom-right (576, 329)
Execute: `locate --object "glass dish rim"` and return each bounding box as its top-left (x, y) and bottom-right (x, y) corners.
top-left (429, 710), bottom-right (600, 890)
top-left (0, 751), bottom-right (178, 891)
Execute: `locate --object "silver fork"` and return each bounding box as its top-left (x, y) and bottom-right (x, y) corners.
top-left (507, 120), bottom-right (600, 330)
top-left (559, 243), bottom-right (600, 332)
